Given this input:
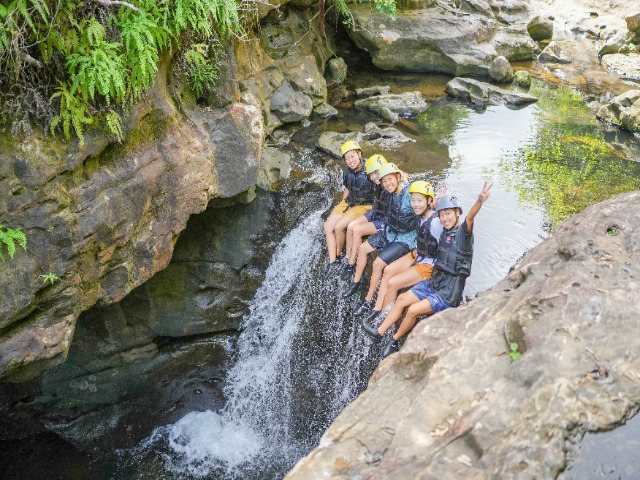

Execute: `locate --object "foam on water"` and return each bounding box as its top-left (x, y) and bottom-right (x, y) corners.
top-left (119, 208), bottom-right (331, 479)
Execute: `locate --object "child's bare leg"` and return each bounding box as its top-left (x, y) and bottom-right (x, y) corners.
top-left (385, 268), bottom-right (423, 308)
top-left (323, 214), bottom-right (343, 262)
top-left (354, 242), bottom-right (375, 283)
top-left (364, 257), bottom-right (387, 301)
top-left (346, 216), bottom-right (368, 261)
top-left (350, 222), bottom-right (377, 264)
top-left (374, 254), bottom-right (414, 311)
top-left (378, 289), bottom-right (420, 335)
top-left (393, 298), bottom-right (434, 340)
top-left (334, 215), bottom-right (351, 258)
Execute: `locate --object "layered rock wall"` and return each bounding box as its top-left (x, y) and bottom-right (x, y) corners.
top-left (0, 0), bottom-right (331, 382)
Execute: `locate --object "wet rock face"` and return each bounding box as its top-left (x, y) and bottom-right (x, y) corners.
top-left (0, 84), bottom-right (263, 381)
top-left (597, 89), bottom-right (640, 134)
top-left (344, 2), bottom-right (534, 76)
top-left (445, 77), bottom-right (538, 109)
top-left (285, 191), bottom-right (640, 479)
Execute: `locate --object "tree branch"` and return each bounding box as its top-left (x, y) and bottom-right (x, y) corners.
top-left (93, 0), bottom-right (141, 13)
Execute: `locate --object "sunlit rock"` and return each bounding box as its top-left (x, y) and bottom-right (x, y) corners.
top-left (445, 77), bottom-right (538, 109)
top-left (489, 55), bottom-right (514, 83)
top-left (345, 3), bottom-right (533, 77)
top-left (597, 89), bottom-right (640, 134)
top-left (527, 15), bottom-right (554, 41)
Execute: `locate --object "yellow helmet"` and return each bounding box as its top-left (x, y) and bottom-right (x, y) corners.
top-left (378, 162), bottom-right (401, 179)
top-left (365, 154), bottom-right (388, 174)
top-left (340, 140), bottom-right (362, 157)
top-left (409, 180), bottom-right (435, 199)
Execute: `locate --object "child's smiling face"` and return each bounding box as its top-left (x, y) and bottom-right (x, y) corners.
top-left (411, 192), bottom-right (429, 215)
top-left (344, 150), bottom-right (361, 170)
top-left (438, 208), bottom-right (459, 229)
top-left (381, 173), bottom-right (399, 193)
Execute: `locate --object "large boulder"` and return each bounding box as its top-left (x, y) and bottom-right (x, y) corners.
top-left (527, 15), bottom-right (554, 41)
top-left (317, 123), bottom-right (416, 158)
top-left (354, 91), bottom-right (427, 122)
top-left (597, 89), bottom-right (640, 134)
top-left (445, 77), bottom-right (538, 109)
top-left (344, 3), bottom-right (533, 77)
top-left (285, 191), bottom-right (640, 479)
top-left (601, 53), bottom-right (640, 82)
top-left (626, 11), bottom-right (640, 35)
top-left (489, 55), bottom-right (514, 83)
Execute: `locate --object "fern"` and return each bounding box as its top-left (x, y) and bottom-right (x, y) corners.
top-left (50, 81), bottom-right (95, 145)
top-left (105, 109), bottom-right (124, 142)
top-left (117, 12), bottom-right (169, 101)
top-left (0, 225), bottom-right (27, 261)
top-left (186, 43), bottom-right (218, 97)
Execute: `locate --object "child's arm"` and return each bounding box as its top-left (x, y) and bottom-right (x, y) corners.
top-left (465, 182), bottom-right (493, 230)
top-left (432, 186), bottom-right (448, 211)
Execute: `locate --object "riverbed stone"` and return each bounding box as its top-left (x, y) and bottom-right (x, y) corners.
top-left (354, 91), bottom-right (427, 122)
top-left (538, 41), bottom-right (572, 64)
top-left (597, 89), bottom-right (640, 134)
top-left (445, 77), bottom-right (538, 109)
top-left (489, 55), bottom-right (514, 83)
top-left (325, 57), bottom-right (347, 87)
top-left (355, 85), bottom-right (391, 98)
top-left (317, 123), bottom-right (416, 158)
top-left (600, 53), bottom-right (640, 82)
top-left (344, 3), bottom-right (533, 77)
top-left (514, 70), bottom-right (532, 89)
top-left (626, 11), bottom-right (640, 34)
top-left (527, 15), bottom-right (554, 41)
top-left (285, 191), bottom-right (640, 480)
top-left (270, 80), bottom-right (314, 123)
top-left (489, 0), bottom-right (532, 25)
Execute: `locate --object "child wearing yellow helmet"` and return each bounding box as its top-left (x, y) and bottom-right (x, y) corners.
top-left (323, 140), bottom-right (375, 273)
top-left (340, 154), bottom-right (388, 277)
top-left (364, 182), bottom-right (493, 358)
top-left (345, 163), bottom-right (418, 316)
top-left (362, 181), bottom-right (444, 326)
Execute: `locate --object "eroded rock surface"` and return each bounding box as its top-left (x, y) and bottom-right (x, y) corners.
top-left (317, 123), bottom-right (416, 158)
top-left (445, 77), bottom-right (538, 109)
top-left (345, 2), bottom-right (534, 77)
top-left (597, 89), bottom-right (640, 134)
top-left (286, 191), bottom-right (640, 480)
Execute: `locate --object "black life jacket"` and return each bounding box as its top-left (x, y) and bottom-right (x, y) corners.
top-left (385, 185), bottom-right (418, 234)
top-left (343, 161), bottom-right (374, 207)
top-left (415, 213), bottom-right (439, 261)
top-left (434, 223), bottom-right (473, 277)
top-left (371, 186), bottom-right (390, 220)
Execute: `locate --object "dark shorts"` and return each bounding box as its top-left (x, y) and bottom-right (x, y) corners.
top-left (410, 281), bottom-right (452, 313)
top-left (368, 232), bottom-right (412, 264)
top-left (364, 211), bottom-right (386, 232)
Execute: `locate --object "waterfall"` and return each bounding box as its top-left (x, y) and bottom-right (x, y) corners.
top-left (116, 206), bottom-right (379, 479)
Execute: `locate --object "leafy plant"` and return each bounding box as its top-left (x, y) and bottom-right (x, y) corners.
top-left (0, 225), bottom-right (27, 261)
top-left (50, 81), bottom-right (95, 146)
top-left (185, 43), bottom-right (218, 97)
top-left (40, 272), bottom-right (61, 285)
top-left (625, 43), bottom-right (636, 53)
top-left (509, 343), bottom-right (522, 362)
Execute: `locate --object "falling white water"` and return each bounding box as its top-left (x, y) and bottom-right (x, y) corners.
top-left (117, 207), bottom-right (375, 479)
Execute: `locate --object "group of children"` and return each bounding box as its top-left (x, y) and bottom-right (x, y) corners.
top-left (323, 141), bottom-right (492, 358)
